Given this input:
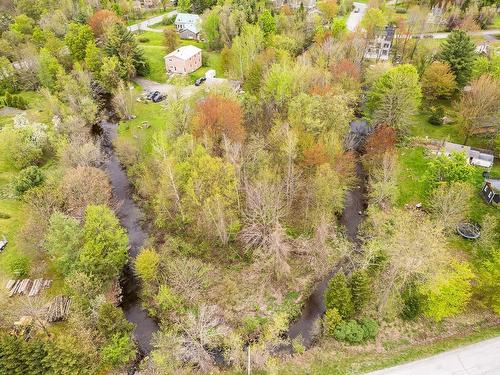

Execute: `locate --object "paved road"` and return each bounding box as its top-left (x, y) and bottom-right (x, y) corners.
top-left (127, 10), bottom-right (177, 33)
top-left (346, 2), bottom-right (368, 32)
top-left (366, 336), bottom-right (500, 375)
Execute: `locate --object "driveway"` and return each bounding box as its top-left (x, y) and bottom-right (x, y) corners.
top-left (134, 77), bottom-right (237, 99)
top-left (346, 2), bottom-right (368, 32)
top-left (365, 336), bottom-right (500, 375)
top-left (127, 10), bottom-right (177, 33)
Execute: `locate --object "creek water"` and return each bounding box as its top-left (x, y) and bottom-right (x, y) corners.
top-left (100, 120), bottom-right (159, 355)
top-left (288, 161), bottom-right (367, 346)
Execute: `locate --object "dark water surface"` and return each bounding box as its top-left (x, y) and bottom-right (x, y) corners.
top-left (288, 162), bottom-right (367, 346)
top-left (101, 120), bottom-right (159, 355)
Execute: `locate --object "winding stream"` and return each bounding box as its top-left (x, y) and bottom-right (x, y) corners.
top-left (101, 120), bottom-right (159, 355)
top-left (288, 161), bottom-right (367, 346)
top-left (100, 116), bottom-right (366, 355)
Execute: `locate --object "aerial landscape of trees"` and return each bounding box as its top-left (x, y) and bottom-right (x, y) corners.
top-left (0, 0), bottom-right (499, 373)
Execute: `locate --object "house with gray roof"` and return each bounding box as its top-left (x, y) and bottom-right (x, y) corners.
top-left (174, 13), bottom-right (201, 40)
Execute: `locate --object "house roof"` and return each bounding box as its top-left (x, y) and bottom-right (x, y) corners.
top-left (175, 13), bottom-right (201, 25)
top-left (182, 23), bottom-right (200, 34)
top-left (165, 45), bottom-right (202, 60)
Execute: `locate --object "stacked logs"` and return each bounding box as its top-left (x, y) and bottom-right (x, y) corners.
top-left (5, 279), bottom-right (52, 297)
top-left (45, 295), bottom-right (71, 322)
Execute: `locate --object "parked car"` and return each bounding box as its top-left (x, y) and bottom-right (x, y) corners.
top-left (195, 77), bottom-right (206, 86)
top-left (151, 91), bottom-right (166, 103)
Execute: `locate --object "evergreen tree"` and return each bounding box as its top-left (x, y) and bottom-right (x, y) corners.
top-left (350, 269), bottom-right (371, 314)
top-left (325, 273), bottom-right (354, 319)
top-left (439, 30), bottom-right (476, 87)
top-left (103, 23), bottom-right (149, 78)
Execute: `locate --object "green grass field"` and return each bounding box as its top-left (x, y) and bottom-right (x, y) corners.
top-left (0, 91), bottom-right (51, 277)
top-left (136, 30), bottom-right (224, 83)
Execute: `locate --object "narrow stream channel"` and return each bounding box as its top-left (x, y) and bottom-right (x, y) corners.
top-left (100, 120), bottom-right (159, 355)
top-left (288, 161), bottom-right (367, 346)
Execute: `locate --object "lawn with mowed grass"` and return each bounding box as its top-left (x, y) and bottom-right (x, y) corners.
top-left (396, 145), bottom-right (500, 247)
top-left (136, 31), bottom-right (224, 83)
top-left (118, 93), bottom-right (170, 153)
top-left (0, 91), bottom-right (54, 277)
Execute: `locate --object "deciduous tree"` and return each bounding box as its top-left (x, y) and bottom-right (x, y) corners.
top-left (456, 74), bottom-right (500, 144)
top-left (420, 261), bottom-right (474, 321)
top-left (65, 23), bottom-right (94, 61)
top-left (193, 95), bottom-right (245, 151)
top-left (88, 9), bottom-right (122, 37)
top-left (421, 61), bottom-right (457, 100)
top-left (366, 64), bottom-right (422, 133)
top-left (164, 28), bottom-right (179, 53)
top-left (44, 212), bottom-right (83, 275)
top-left (79, 205), bottom-right (129, 283)
top-left (60, 166), bottom-right (112, 219)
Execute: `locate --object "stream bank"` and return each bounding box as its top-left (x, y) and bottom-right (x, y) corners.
top-left (100, 120), bottom-right (159, 356)
top-left (288, 160), bottom-right (367, 346)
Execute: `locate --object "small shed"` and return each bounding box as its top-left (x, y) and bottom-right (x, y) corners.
top-left (481, 182), bottom-right (500, 205)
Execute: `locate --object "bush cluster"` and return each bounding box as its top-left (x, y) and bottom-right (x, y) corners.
top-left (333, 318), bottom-right (379, 344)
top-left (3, 92), bottom-right (28, 109)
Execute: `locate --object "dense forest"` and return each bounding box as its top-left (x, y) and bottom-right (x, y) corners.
top-left (0, 0), bottom-right (499, 373)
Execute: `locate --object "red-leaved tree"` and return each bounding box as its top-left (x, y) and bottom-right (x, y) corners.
top-left (88, 10), bottom-right (122, 37)
top-left (193, 95), bottom-right (245, 152)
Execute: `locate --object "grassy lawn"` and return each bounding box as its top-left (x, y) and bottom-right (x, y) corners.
top-left (0, 91), bottom-right (53, 277)
top-left (118, 93), bottom-right (170, 154)
top-left (143, 45), bottom-right (168, 82)
top-left (395, 146), bottom-right (429, 206)
top-left (136, 31), bottom-right (224, 83)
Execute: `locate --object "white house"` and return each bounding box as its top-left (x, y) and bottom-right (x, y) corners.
top-left (164, 45), bottom-right (202, 74)
top-left (174, 13), bottom-right (201, 31)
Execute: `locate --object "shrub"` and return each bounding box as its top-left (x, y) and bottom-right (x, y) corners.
top-left (360, 318), bottom-right (379, 339)
top-left (162, 15), bottom-right (175, 25)
top-left (5, 252), bottom-right (30, 277)
top-left (138, 36), bottom-right (149, 43)
top-left (101, 334), bottom-right (135, 367)
top-left (135, 248), bottom-right (160, 282)
top-left (4, 93), bottom-right (28, 109)
top-left (14, 166), bottom-right (43, 196)
top-left (323, 308), bottom-right (342, 337)
top-left (333, 320), bottom-right (365, 344)
top-left (428, 106), bottom-right (445, 125)
top-left (156, 285), bottom-right (182, 314)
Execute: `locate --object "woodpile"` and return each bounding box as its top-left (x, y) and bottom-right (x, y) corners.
top-left (45, 295), bottom-right (71, 322)
top-left (5, 279), bottom-right (52, 297)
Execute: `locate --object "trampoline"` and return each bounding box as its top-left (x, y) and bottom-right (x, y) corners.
top-left (457, 222), bottom-right (480, 240)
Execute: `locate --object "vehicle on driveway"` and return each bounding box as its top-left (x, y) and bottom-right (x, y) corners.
top-left (195, 77), bottom-right (206, 86)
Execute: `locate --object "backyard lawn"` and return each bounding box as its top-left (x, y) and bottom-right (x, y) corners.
top-left (136, 30), bottom-right (224, 84)
top-left (0, 91), bottom-right (53, 277)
